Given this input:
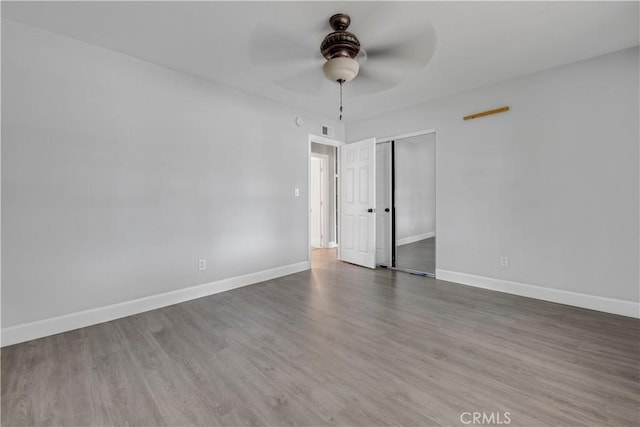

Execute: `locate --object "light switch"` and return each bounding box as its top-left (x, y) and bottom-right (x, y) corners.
top-left (294, 188), bottom-right (300, 197)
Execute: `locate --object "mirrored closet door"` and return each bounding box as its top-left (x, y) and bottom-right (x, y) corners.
top-left (394, 133), bottom-right (436, 275)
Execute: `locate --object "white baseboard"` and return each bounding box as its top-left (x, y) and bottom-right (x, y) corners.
top-left (1, 261), bottom-right (311, 347)
top-left (397, 232), bottom-right (435, 246)
top-left (435, 269), bottom-right (640, 318)
top-left (327, 241), bottom-right (338, 248)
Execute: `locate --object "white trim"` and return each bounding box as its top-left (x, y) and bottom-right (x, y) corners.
top-left (308, 134), bottom-right (344, 147)
top-left (327, 241), bottom-right (338, 248)
top-left (376, 128), bottom-right (436, 143)
top-left (435, 269), bottom-right (640, 319)
top-left (396, 231), bottom-right (435, 246)
top-left (1, 261), bottom-right (310, 347)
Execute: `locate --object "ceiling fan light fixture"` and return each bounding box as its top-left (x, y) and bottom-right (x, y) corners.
top-left (323, 57), bottom-right (359, 83)
top-left (319, 13), bottom-right (362, 120)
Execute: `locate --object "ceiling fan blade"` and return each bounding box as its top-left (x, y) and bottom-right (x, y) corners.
top-left (360, 60), bottom-right (414, 88)
top-left (348, 68), bottom-right (395, 96)
top-left (355, 23), bottom-right (437, 90)
top-left (366, 23), bottom-right (437, 68)
top-left (274, 65), bottom-right (329, 96)
top-left (249, 24), bottom-right (322, 67)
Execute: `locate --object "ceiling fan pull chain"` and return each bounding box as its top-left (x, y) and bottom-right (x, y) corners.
top-left (339, 79), bottom-right (343, 121)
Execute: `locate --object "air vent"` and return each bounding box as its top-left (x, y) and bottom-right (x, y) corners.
top-left (321, 125), bottom-right (334, 137)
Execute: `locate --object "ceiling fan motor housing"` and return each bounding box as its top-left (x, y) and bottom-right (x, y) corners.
top-left (320, 13), bottom-right (361, 60)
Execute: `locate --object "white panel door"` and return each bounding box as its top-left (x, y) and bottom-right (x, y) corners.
top-left (339, 138), bottom-right (376, 268)
top-left (375, 143), bottom-right (392, 266)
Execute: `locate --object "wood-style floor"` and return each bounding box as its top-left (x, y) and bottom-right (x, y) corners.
top-left (396, 237), bottom-right (436, 274)
top-left (2, 249), bottom-right (639, 426)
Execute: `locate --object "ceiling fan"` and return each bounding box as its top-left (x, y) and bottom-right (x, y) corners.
top-left (249, 9), bottom-right (437, 120)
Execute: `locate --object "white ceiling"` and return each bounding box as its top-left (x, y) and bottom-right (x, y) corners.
top-left (3, 1), bottom-right (639, 121)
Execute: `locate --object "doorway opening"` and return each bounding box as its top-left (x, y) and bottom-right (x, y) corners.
top-left (308, 135), bottom-right (342, 266)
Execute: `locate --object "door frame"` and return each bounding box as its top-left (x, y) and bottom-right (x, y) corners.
top-left (308, 134), bottom-right (344, 264)
top-left (310, 153), bottom-right (329, 248)
top-left (379, 129), bottom-right (437, 277)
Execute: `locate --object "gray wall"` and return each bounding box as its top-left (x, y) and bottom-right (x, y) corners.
top-left (348, 47), bottom-right (639, 303)
top-left (1, 20), bottom-right (344, 327)
top-left (395, 134), bottom-right (436, 242)
top-left (310, 142), bottom-right (337, 245)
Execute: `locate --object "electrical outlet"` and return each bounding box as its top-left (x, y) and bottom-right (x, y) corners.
top-left (500, 256), bottom-right (509, 267)
top-left (199, 259), bottom-right (206, 271)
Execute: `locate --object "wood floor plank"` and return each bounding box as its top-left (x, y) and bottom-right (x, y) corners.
top-left (2, 248), bottom-right (638, 426)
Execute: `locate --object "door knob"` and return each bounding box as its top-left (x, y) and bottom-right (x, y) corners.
top-left (367, 208), bottom-right (375, 213)
top-left (385, 208), bottom-right (390, 212)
